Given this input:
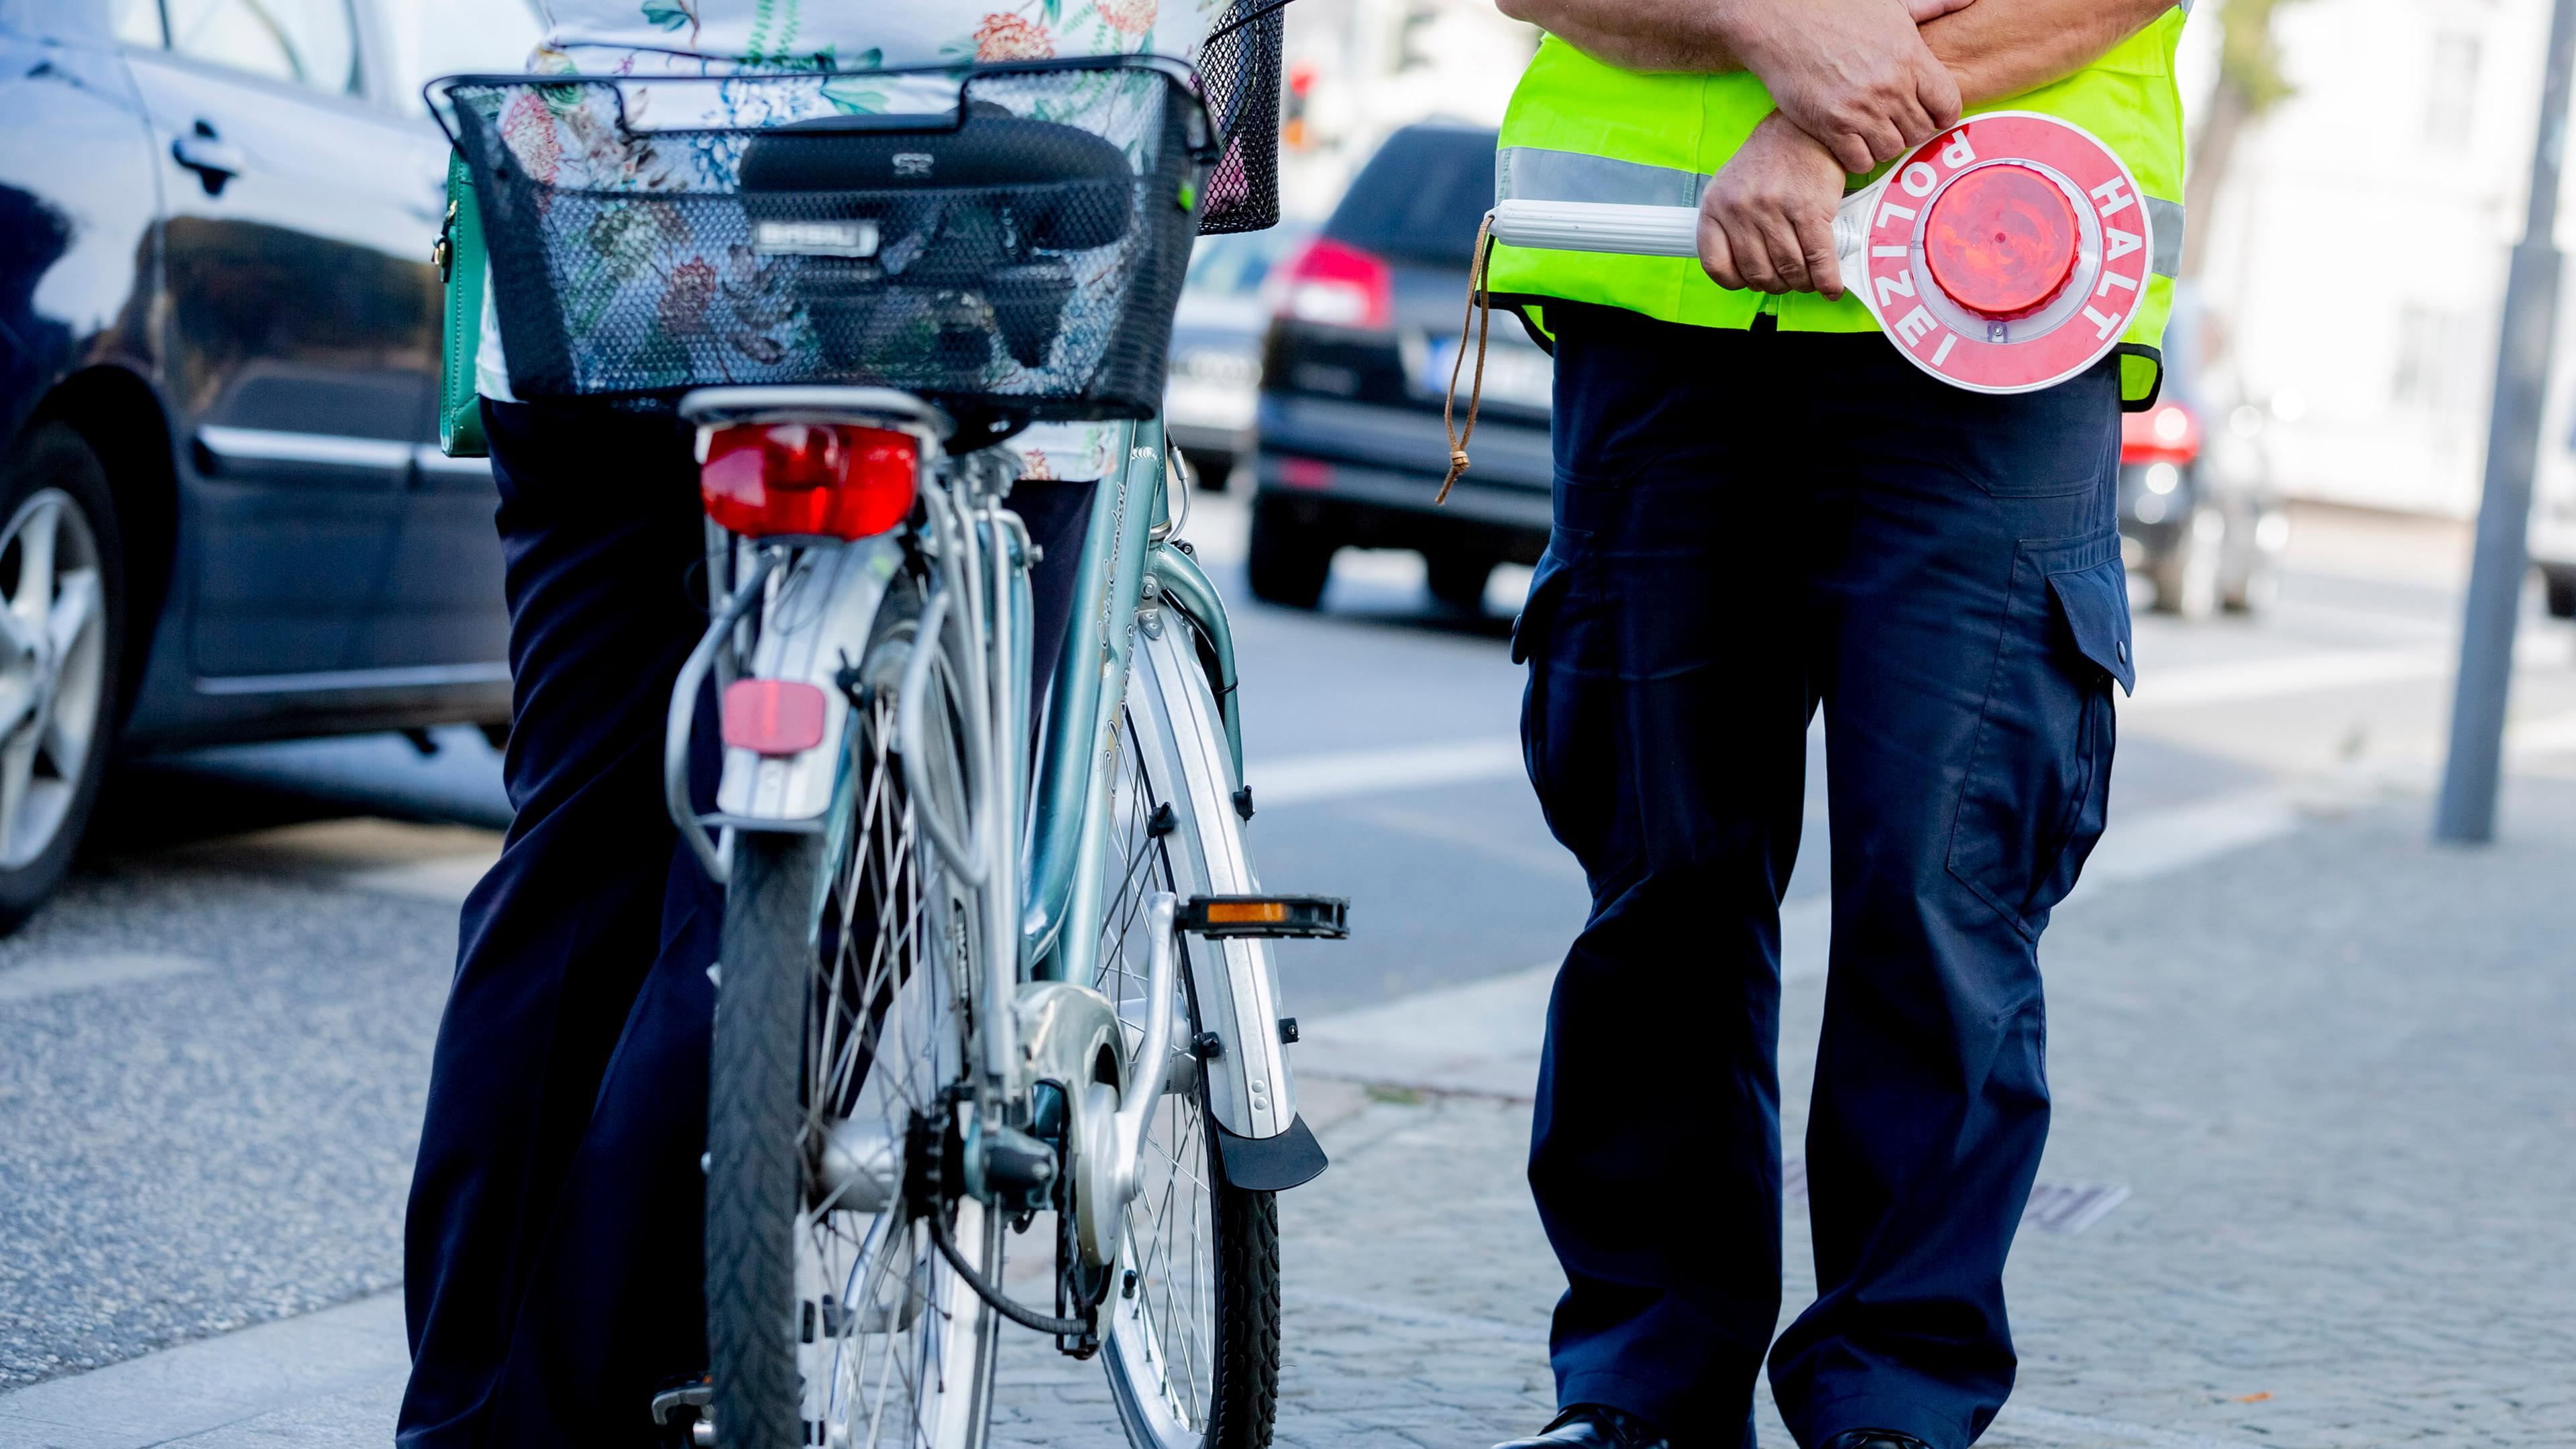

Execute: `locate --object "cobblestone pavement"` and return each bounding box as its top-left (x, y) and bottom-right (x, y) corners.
top-left (994, 777), bottom-right (2576, 1449)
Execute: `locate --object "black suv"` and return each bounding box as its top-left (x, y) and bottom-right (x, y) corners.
top-left (1246, 123), bottom-right (1553, 610)
top-left (0, 0), bottom-right (533, 925)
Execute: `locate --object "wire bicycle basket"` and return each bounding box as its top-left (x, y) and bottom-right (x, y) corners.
top-left (1194, 0), bottom-right (1287, 234)
top-left (434, 58), bottom-right (1218, 422)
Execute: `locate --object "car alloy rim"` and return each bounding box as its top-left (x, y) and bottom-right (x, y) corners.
top-left (0, 488), bottom-right (106, 869)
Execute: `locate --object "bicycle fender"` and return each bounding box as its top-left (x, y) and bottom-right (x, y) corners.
top-left (1129, 623), bottom-right (1307, 1152)
top-left (715, 537), bottom-right (905, 825)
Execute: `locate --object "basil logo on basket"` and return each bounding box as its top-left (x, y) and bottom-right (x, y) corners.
top-left (892, 152), bottom-right (933, 178)
top-left (750, 219), bottom-right (882, 258)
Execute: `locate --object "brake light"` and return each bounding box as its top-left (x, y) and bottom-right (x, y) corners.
top-left (1923, 164), bottom-right (2080, 320)
top-left (700, 423), bottom-right (918, 539)
top-left (2121, 403), bottom-right (2202, 465)
top-left (1277, 236), bottom-right (1393, 330)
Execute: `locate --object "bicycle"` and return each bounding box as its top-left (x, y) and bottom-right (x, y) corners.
top-left (434, 22), bottom-right (1335, 1449)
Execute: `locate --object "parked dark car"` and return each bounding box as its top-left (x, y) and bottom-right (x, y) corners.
top-left (1165, 225), bottom-right (1306, 492)
top-left (1247, 122), bottom-right (1553, 610)
top-left (0, 0), bottom-right (530, 926)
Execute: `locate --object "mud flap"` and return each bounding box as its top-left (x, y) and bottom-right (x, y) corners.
top-left (1213, 1112), bottom-right (1328, 1191)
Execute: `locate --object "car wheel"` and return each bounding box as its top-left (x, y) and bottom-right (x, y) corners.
top-left (0, 424), bottom-right (127, 933)
top-left (2151, 504), bottom-right (2222, 621)
top-left (1424, 550), bottom-right (1495, 612)
top-left (2544, 566), bottom-right (2576, 621)
top-left (1248, 492), bottom-right (1332, 609)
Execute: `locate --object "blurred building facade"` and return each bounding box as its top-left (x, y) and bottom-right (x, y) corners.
top-left (1275, 0), bottom-right (1536, 218)
top-left (2190, 0), bottom-right (2576, 520)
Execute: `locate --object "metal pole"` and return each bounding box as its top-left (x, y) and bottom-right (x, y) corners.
top-left (2435, 0), bottom-right (2576, 843)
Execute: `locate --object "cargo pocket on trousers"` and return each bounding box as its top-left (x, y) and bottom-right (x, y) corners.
top-left (1946, 537), bottom-right (2132, 941)
top-left (1513, 527), bottom-right (1623, 873)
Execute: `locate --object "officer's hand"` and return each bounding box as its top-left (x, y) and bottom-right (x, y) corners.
top-left (1697, 113), bottom-right (1848, 299)
top-left (1720, 0), bottom-right (1962, 174)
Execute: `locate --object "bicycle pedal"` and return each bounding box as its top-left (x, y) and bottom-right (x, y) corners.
top-left (1178, 894), bottom-right (1348, 940)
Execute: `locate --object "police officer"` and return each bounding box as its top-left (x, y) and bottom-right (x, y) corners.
top-left (1474, 2), bottom-right (2184, 1448)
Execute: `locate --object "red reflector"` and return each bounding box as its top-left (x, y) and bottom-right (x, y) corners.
top-left (1923, 164), bottom-right (2080, 320)
top-left (700, 423), bottom-right (918, 539)
top-left (721, 678), bottom-right (828, 756)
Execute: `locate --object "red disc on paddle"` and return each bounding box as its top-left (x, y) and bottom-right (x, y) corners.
top-left (1923, 163), bottom-right (2078, 319)
top-left (1855, 111), bottom-right (2154, 394)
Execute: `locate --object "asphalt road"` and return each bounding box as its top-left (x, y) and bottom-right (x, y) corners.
top-left (4, 490), bottom-right (2573, 1397)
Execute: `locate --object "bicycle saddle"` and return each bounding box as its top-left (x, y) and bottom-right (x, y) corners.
top-left (740, 109), bottom-right (1134, 370)
top-left (740, 108), bottom-right (1134, 251)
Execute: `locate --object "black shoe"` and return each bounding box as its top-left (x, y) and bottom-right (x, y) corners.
top-left (1819, 1432), bottom-right (1931, 1449)
top-left (1494, 1405), bottom-right (1672, 1449)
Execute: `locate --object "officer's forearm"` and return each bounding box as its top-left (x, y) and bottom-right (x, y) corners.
top-left (1923, 0), bottom-right (2173, 105)
top-left (1490, 0), bottom-right (1744, 74)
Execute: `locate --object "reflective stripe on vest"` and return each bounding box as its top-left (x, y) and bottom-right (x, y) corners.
top-left (1486, 9), bottom-right (2188, 401)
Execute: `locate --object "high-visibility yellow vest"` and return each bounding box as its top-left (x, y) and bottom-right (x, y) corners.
top-left (1486, 8), bottom-right (2189, 405)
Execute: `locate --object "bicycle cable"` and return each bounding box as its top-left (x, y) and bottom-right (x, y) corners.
top-left (926, 1205), bottom-right (1096, 1338)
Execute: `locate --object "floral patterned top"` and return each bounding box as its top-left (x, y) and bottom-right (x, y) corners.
top-left (478, 0), bottom-right (1233, 480)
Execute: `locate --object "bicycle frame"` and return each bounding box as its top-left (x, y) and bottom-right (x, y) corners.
top-left (665, 394), bottom-right (1293, 1158)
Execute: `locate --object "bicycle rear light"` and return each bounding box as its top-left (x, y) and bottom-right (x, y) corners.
top-left (1276, 237), bottom-right (1393, 329)
top-left (1923, 164), bottom-right (2080, 320)
top-left (699, 423), bottom-right (918, 539)
top-left (721, 678), bottom-right (828, 755)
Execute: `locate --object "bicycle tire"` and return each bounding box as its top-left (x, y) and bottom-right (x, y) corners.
top-left (706, 600), bottom-right (1000, 1449)
top-left (1093, 637), bottom-right (1282, 1449)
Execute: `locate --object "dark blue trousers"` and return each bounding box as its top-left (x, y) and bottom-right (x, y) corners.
top-left (398, 400), bottom-right (1096, 1446)
top-left (1518, 306), bottom-right (2133, 1449)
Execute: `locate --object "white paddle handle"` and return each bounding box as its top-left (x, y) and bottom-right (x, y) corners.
top-left (1487, 199), bottom-right (1698, 257)
top-left (1487, 189), bottom-right (1887, 307)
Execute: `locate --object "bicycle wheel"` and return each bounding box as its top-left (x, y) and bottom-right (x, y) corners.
top-left (1091, 631), bottom-right (1281, 1449)
top-left (707, 599), bottom-right (1000, 1449)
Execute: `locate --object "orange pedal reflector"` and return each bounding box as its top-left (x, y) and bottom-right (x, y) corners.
top-left (721, 678), bottom-right (827, 756)
top-left (1180, 895), bottom-right (1349, 941)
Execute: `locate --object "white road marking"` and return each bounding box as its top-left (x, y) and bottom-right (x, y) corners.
top-left (1246, 736), bottom-right (1522, 807)
top-left (1299, 786), bottom-right (2304, 1097)
top-left (1246, 632), bottom-right (2571, 811)
top-left (2124, 647), bottom-right (2449, 710)
top-left (2127, 630), bottom-right (2568, 713)
top-left (342, 853), bottom-right (499, 904)
top-left (0, 952), bottom-right (211, 1006)
top-left (2065, 788), bottom-right (2301, 902)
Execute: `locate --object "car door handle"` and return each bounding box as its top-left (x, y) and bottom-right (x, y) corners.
top-left (172, 123), bottom-right (244, 196)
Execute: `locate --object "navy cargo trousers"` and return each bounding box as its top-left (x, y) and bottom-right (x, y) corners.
top-left (1517, 304), bottom-right (2134, 1449)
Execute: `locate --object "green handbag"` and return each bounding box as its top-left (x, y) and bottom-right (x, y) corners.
top-left (433, 150), bottom-right (489, 459)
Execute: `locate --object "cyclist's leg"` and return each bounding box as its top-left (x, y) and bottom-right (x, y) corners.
top-left (1016, 475), bottom-right (1102, 714)
top-left (399, 398), bottom-right (713, 1448)
top-left (1519, 305), bottom-right (1813, 1449)
top-left (480, 836), bottom-right (720, 1442)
